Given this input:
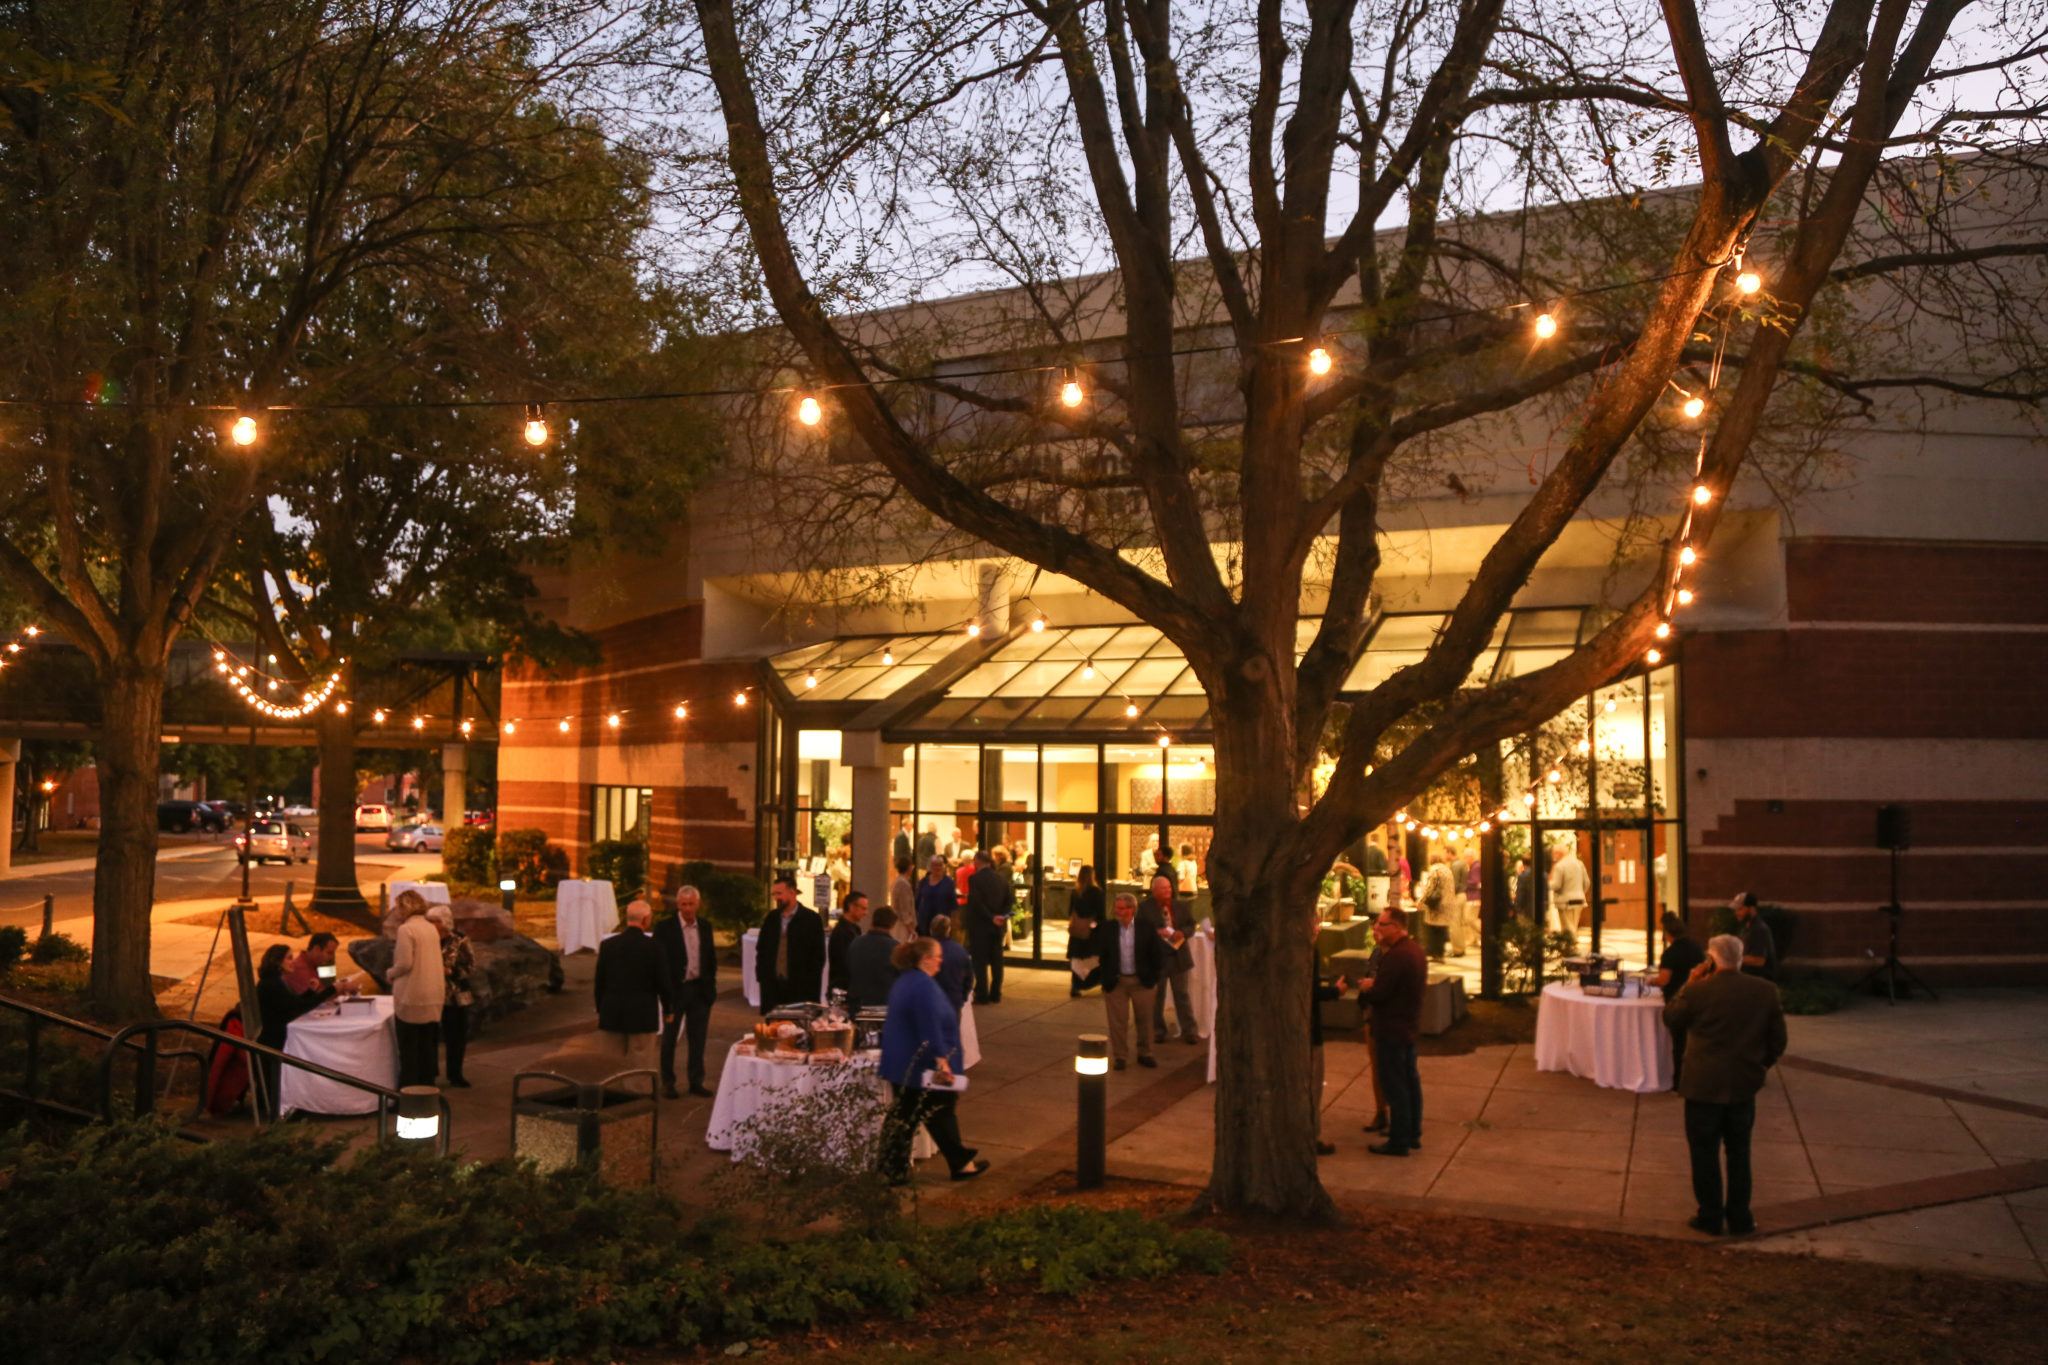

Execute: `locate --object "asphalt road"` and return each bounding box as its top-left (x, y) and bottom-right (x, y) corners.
top-left (0, 832), bottom-right (443, 931)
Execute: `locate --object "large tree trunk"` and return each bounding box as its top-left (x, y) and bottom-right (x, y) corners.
top-left (310, 684), bottom-right (373, 923)
top-left (1199, 680), bottom-right (1337, 1220)
top-left (89, 663), bottom-right (164, 1021)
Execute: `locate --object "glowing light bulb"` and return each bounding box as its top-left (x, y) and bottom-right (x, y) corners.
top-left (266, 679), bottom-right (278, 691)
top-left (1679, 545), bottom-right (1697, 565)
top-left (1082, 662), bottom-right (1094, 680)
top-left (673, 704), bottom-right (687, 719)
top-left (559, 718), bottom-right (571, 733)
top-left (236, 665), bottom-right (249, 677)
top-left (1646, 647), bottom-right (1663, 664)
top-left (1693, 484), bottom-right (1712, 505)
top-left (1030, 617), bottom-right (1046, 633)
top-left (1307, 346), bottom-right (1333, 376)
top-left (734, 691), bottom-right (748, 706)
top-left (1124, 702), bottom-right (1138, 718)
top-left (411, 715), bottom-right (425, 730)
top-left (1404, 820), bottom-right (1416, 831)
top-left (230, 415), bottom-right (258, 446)
top-left (796, 395), bottom-right (823, 426)
top-left (1522, 793), bottom-right (1536, 807)
top-left (214, 650), bottom-right (226, 661)
top-left (804, 672), bottom-right (818, 689)
top-left (1461, 828), bottom-right (1473, 840)
top-left (607, 712), bottom-right (621, 728)
top-left (460, 719), bottom-right (473, 735)
top-left (523, 406), bottom-right (549, 447)
top-left (1677, 588), bottom-right (1694, 605)
top-left (1479, 821), bottom-right (1491, 833)
top-left (966, 622), bottom-right (981, 637)
top-left (1577, 739), bottom-right (1591, 755)
top-left (372, 709), bottom-right (386, 724)
top-left (1059, 368), bottom-right (1084, 408)
top-left (1736, 270), bottom-right (1762, 295)
top-left (1533, 312), bottom-right (1558, 339)
top-left (1547, 769), bottom-right (1562, 783)
top-left (1683, 396), bottom-right (1705, 419)
top-left (503, 720), bottom-right (516, 734)
top-left (1654, 621), bottom-right (1671, 639)
top-left (1157, 734), bottom-right (1172, 747)
top-left (335, 701), bottom-right (348, 714)
top-left (23, 626), bottom-right (37, 636)
top-left (216, 661), bottom-right (228, 673)
top-left (881, 649), bottom-right (894, 666)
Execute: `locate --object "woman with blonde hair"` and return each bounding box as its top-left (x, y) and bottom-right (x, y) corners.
top-left (387, 889), bottom-right (446, 1087)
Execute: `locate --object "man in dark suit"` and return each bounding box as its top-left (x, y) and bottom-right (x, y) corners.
top-left (914, 822), bottom-right (938, 869)
top-left (654, 885), bottom-right (719, 1098)
top-left (757, 872), bottom-right (825, 1014)
top-left (594, 899), bottom-right (676, 1068)
top-left (892, 825), bottom-right (912, 870)
top-left (1092, 892), bottom-right (1169, 1069)
top-left (1142, 873), bottom-right (1201, 1043)
top-left (847, 905), bottom-right (902, 1011)
top-left (1664, 933), bottom-right (1788, 1236)
top-left (827, 890), bottom-right (870, 999)
top-left (964, 849), bottom-right (1011, 1005)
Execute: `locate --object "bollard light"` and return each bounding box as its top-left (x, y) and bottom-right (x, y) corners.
top-left (395, 1085), bottom-right (441, 1145)
top-left (500, 877), bottom-right (517, 914)
top-left (1076, 1033), bottom-right (1108, 1189)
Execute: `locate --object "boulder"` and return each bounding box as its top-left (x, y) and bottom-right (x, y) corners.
top-left (347, 929), bottom-right (563, 1029)
top-left (450, 896), bottom-right (516, 942)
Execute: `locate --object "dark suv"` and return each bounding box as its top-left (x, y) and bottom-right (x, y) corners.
top-left (156, 800), bottom-right (227, 834)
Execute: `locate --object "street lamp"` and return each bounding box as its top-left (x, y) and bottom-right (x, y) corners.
top-left (500, 877), bottom-right (517, 915)
top-left (1075, 1034), bottom-right (1108, 1188)
top-left (395, 1085), bottom-right (442, 1147)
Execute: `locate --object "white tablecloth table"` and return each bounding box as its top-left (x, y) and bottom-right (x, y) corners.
top-left (554, 879), bottom-right (618, 955)
top-left (385, 880), bottom-right (451, 911)
top-left (281, 995), bottom-right (398, 1116)
top-left (739, 926), bottom-right (831, 1009)
top-left (958, 1000), bottom-right (981, 1070)
top-left (705, 1043), bottom-right (934, 1161)
top-left (1186, 931), bottom-right (1217, 1040)
top-left (1533, 981), bottom-right (1673, 1093)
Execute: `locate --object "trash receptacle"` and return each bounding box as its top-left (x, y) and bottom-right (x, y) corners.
top-left (511, 1071), bottom-right (658, 1183)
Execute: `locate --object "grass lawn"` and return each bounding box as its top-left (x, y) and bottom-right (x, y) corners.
top-left (723, 1181), bottom-right (2040, 1364)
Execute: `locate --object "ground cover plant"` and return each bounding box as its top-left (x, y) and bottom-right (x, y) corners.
top-left (0, 1122), bottom-right (1227, 1365)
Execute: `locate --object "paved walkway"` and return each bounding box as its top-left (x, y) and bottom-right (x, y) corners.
top-left (219, 948), bottom-right (2048, 1281)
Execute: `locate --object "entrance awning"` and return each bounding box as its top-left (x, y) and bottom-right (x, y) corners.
top-left (762, 606), bottom-right (1595, 743)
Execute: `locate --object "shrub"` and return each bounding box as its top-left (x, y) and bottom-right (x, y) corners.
top-left (585, 838), bottom-right (648, 897)
top-left (495, 827), bottom-right (553, 892)
top-left (28, 930), bottom-right (87, 964)
top-left (1779, 972), bottom-right (1852, 1015)
top-left (678, 860), bottom-right (769, 935)
top-left (0, 1122), bottom-right (1229, 1364)
top-left (441, 824), bottom-right (495, 885)
top-left (0, 923), bottom-right (26, 974)
top-left (1492, 918), bottom-right (1578, 994)
top-left (1708, 900), bottom-right (1798, 957)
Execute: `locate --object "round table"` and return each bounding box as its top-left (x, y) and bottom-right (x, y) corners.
top-left (1532, 981), bottom-right (1673, 1093)
top-left (704, 1043), bottom-right (935, 1162)
top-left (386, 880), bottom-right (451, 910)
top-left (1186, 930), bottom-right (1217, 1040)
top-left (281, 995), bottom-right (398, 1115)
top-left (554, 879), bottom-right (618, 955)
top-left (739, 927), bottom-right (831, 1009)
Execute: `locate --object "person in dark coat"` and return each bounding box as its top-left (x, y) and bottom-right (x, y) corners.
top-left (1653, 910), bottom-right (1708, 1087)
top-left (893, 825), bottom-right (913, 869)
top-left (847, 905), bottom-right (903, 1011)
top-left (1142, 873), bottom-right (1201, 1042)
top-left (757, 873), bottom-right (826, 1014)
top-left (1066, 864), bottom-right (1106, 996)
top-left (1091, 892), bottom-right (1170, 1069)
top-left (654, 885), bottom-right (719, 1097)
top-left (876, 936), bottom-right (988, 1184)
top-left (913, 822), bottom-right (939, 870)
top-left (594, 900), bottom-right (677, 1067)
top-left (926, 914), bottom-right (974, 1012)
top-left (1664, 934), bottom-right (1787, 1237)
top-left (1353, 907), bottom-right (1427, 1156)
top-left (963, 849), bottom-right (1011, 1005)
top-left (254, 942), bottom-right (338, 1120)
top-left (827, 891), bottom-right (870, 999)
top-left (914, 855), bottom-right (956, 935)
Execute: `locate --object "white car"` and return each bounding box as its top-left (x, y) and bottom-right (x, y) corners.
top-left (355, 803), bottom-right (392, 831)
top-left (238, 820), bottom-right (312, 864)
top-left (386, 823), bottom-right (445, 853)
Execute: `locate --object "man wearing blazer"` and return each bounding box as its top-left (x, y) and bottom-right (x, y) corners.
top-left (757, 872), bottom-right (826, 1014)
top-left (1092, 891), bottom-right (1170, 1069)
top-left (654, 885), bottom-right (720, 1098)
top-left (964, 849), bottom-right (1012, 1005)
top-left (1142, 873), bottom-right (1202, 1043)
top-left (1663, 933), bottom-right (1788, 1236)
top-left (594, 899), bottom-right (677, 1068)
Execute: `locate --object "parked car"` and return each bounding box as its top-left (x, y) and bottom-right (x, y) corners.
top-left (202, 799), bottom-right (248, 824)
top-left (386, 823), bottom-right (445, 853)
top-left (236, 820), bottom-right (312, 864)
top-left (462, 809), bottom-right (495, 826)
top-left (280, 804), bottom-right (316, 818)
top-left (355, 803), bottom-right (392, 831)
top-left (157, 800), bottom-right (227, 834)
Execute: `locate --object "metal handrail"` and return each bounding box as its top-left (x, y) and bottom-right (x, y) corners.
top-left (0, 993), bottom-right (209, 1124)
top-left (100, 1017), bottom-right (453, 1154)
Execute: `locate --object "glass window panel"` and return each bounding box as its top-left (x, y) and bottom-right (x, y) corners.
top-left (1028, 630), bottom-right (1094, 661)
top-left (944, 660), bottom-right (1026, 698)
top-left (961, 696), bottom-right (1030, 731)
top-left (1043, 745), bottom-right (1099, 813)
top-left (1492, 646), bottom-right (1571, 681)
top-left (1050, 657), bottom-right (1133, 695)
top-left (851, 668), bottom-right (920, 701)
top-left (795, 730), bottom-right (851, 809)
top-left (1146, 696), bottom-right (1210, 729)
top-left (1167, 824), bottom-right (1214, 913)
top-left (991, 633), bottom-right (1056, 662)
top-left (1342, 649), bottom-right (1424, 692)
top-left (1011, 698), bottom-right (1098, 731)
top-left (1166, 668), bottom-right (1207, 694)
top-left (1117, 658), bottom-right (1188, 694)
top-left (1165, 745), bottom-right (1216, 815)
top-left (996, 658), bottom-right (1083, 697)
top-left (1095, 626), bottom-right (1162, 659)
top-left (1369, 614), bottom-right (1448, 650)
top-left (1107, 743), bottom-right (1170, 815)
top-left (988, 745), bottom-right (1038, 812)
top-left (807, 666), bottom-right (885, 701)
top-left (1502, 608), bottom-right (1588, 647)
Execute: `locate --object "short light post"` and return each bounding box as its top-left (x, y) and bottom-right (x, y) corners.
top-left (395, 1085), bottom-right (442, 1149)
top-left (1075, 1033), bottom-right (1108, 1189)
top-left (500, 877), bottom-right (517, 915)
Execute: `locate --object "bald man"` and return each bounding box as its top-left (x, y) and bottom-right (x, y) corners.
top-left (595, 898), bottom-right (677, 1067)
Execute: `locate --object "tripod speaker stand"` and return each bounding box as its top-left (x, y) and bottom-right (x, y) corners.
top-left (1854, 804), bottom-right (1936, 1004)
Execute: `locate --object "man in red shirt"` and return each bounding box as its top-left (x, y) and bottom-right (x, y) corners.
top-left (1353, 907), bottom-right (1427, 1156)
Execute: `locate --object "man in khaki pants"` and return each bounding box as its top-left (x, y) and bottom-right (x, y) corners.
top-left (1090, 892), bottom-right (1169, 1070)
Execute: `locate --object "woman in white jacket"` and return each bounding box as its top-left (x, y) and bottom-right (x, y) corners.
top-left (387, 890), bottom-right (446, 1087)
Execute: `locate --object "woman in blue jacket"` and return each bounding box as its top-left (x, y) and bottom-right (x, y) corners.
top-left (877, 937), bottom-right (989, 1184)
top-left (913, 856), bottom-right (957, 934)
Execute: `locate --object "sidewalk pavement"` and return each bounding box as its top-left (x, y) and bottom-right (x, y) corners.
top-left (1, 841), bottom-right (230, 882)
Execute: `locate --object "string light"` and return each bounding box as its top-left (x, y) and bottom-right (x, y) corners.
top-left (1082, 661), bottom-right (1094, 679)
top-left (1692, 484), bottom-right (1713, 505)
top-left (796, 395), bottom-right (823, 426)
top-left (804, 672), bottom-right (818, 689)
top-left (1547, 769), bottom-right (1562, 783)
top-left (411, 716), bottom-right (425, 730)
top-left (1059, 367), bottom-right (1085, 408)
top-left (1124, 701), bottom-right (1139, 718)
top-left (1478, 820), bottom-right (1491, 833)
top-left (1307, 345), bottom-right (1333, 376)
top-left (1522, 793), bottom-right (1536, 807)
top-left (1603, 698), bottom-right (1617, 713)
top-left (1677, 588), bottom-right (1694, 605)
top-left (459, 718), bottom-right (473, 736)
top-left (558, 718), bottom-right (571, 733)
top-left (966, 622), bottom-right (981, 637)
top-left (1576, 739), bottom-right (1591, 754)
top-left (1157, 734), bottom-right (1172, 747)
top-left (607, 713), bottom-right (621, 728)
top-left (734, 691), bottom-right (748, 706)
top-left (1654, 621), bottom-right (1672, 639)
top-left (1029, 617), bottom-right (1046, 633)
top-left (1682, 396), bottom-right (1705, 419)
top-left (881, 648), bottom-right (894, 665)
top-left (1646, 647), bottom-right (1663, 664)
top-left (504, 721), bottom-right (517, 735)
top-left (1533, 312), bottom-right (1558, 339)
top-left (1679, 545), bottom-right (1697, 565)
top-left (335, 701), bottom-right (348, 714)
top-left (673, 703), bottom-right (688, 719)
top-left (372, 709), bottom-right (387, 724)
top-left (229, 415), bottom-right (258, 446)
top-left (1736, 270), bottom-right (1762, 295)
top-left (523, 404), bottom-right (549, 448)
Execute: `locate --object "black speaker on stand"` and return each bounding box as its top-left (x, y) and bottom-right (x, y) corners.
top-left (1855, 804), bottom-right (1936, 1004)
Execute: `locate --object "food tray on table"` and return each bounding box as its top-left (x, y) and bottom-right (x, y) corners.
top-left (1580, 980), bottom-right (1625, 998)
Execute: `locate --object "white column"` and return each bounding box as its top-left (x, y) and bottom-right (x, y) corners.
top-left (842, 730), bottom-right (904, 906)
top-left (441, 743), bottom-right (467, 829)
top-left (0, 739), bottom-right (18, 876)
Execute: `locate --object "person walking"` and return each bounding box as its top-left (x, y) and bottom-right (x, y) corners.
top-left (594, 899), bottom-right (676, 1068)
top-left (757, 873), bottom-right (825, 1013)
top-left (427, 906), bottom-right (475, 1088)
top-left (1353, 907), bottom-right (1426, 1156)
top-left (1653, 911), bottom-right (1707, 1087)
top-left (387, 889), bottom-right (446, 1089)
top-left (1143, 873), bottom-right (1201, 1043)
top-left (1549, 840), bottom-right (1590, 944)
top-left (1066, 864), bottom-right (1105, 997)
top-left (654, 885), bottom-right (719, 1097)
top-left (914, 855), bottom-right (956, 935)
top-left (925, 914), bottom-right (974, 1013)
top-left (964, 849), bottom-right (1011, 1005)
top-left (1091, 892), bottom-right (1169, 1069)
top-left (877, 937), bottom-right (990, 1184)
top-left (1663, 933), bottom-right (1787, 1236)
top-left (1730, 892), bottom-right (1779, 980)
